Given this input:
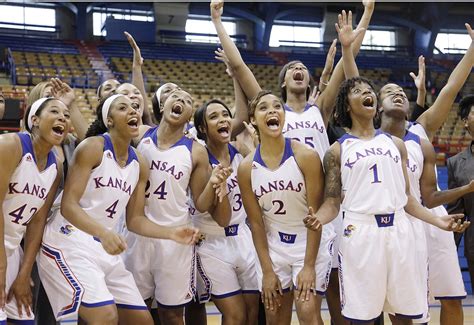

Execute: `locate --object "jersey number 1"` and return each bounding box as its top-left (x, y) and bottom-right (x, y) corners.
top-left (369, 164), bottom-right (382, 183)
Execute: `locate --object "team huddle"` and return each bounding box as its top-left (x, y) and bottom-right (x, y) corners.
top-left (0, 0), bottom-right (473, 324)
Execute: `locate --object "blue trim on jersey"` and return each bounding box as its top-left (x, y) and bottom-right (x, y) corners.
top-left (242, 290), bottom-right (260, 294)
top-left (81, 300), bottom-right (115, 308)
top-left (403, 131), bottom-right (421, 145)
top-left (394, 313), bottom-right (423, 319)
top-left (434, 295), bottom-right (466, 300)
top-left (186, 122), bottom-right (194, 131)
top-left (253, 138), bottom-right (294, 168)
top-left (343, 315), bottom-right (381, 323)
top-left (102, 133), bottom-right (137, 166)
top-left (284, 102), bottom-right (311, 112)
top-left (0, 321), bottom-right (5, 325)
top-left (17, 132), bottom-right (56, 169)
top-left (171, 136), bottom-right (194, 152)
top-left (155, 299), bottom-right (192, 309)
top-left (208, 143), bottom-right (240, 166)
top-left (143, 126), bottom-right (158, 145)
top-left (212, 289), bottom-right (242, 300)
top-left (6, 319), bottom-right (34, 324)
top-left (337, 133), bottom-right (358, 145)
top-left (116, 303), bottom-right (148, 310)
top-left (41, 244), bottom-right (82, 318)
top-left (376, 129), bottom-right (391, 139)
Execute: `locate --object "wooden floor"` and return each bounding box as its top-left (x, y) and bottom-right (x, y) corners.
top-left (205, 296), bottom-right (474, 324)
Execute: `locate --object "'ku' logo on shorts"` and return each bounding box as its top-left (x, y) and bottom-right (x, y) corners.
top-left (60, 224), bottom-right (74, 236)
top-left (343, 225), bottom-right (355, 237)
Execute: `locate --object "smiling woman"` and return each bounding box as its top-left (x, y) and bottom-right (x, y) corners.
top-left (0, 97), bottom-right (67, 323)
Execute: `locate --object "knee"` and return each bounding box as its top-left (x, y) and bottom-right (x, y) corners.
top-left (97, 309), bottom-right (119, 325)
top-left (224, 310), bottom-right (246, 324)
top-left (159, 308), bottom-right (183, 323)
top-left (441, 299), bottom-right (463, 311)
top-left (296, 303), bottom-right (318, 324)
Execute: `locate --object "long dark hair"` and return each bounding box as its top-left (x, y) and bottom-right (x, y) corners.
top-left (193, 99), bottom-right (232, 142)
top-left (85, 96), bottom-right (110, 138)
top-left (334, 77), bottom-right (377, 129)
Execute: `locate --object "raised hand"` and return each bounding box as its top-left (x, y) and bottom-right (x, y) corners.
top-left (323, 39), bottom-right (337, 77)
top-left (307, 87), bottom-right (320, 106)
top-left (124, 31), bottom-right (143, 66)
top-left (210, 164), bottom-right (233, 187)
top-left (215, 48), bottom-right (234, 77)
top-left (409, 55), bottom-right (426, 92)
top-left (50, 78), bottom-right (75, 107)
top-left (210, 0), bottom-right (224, 21)
top-left (303, 206), bottom-right (322, 231)
top-left (170, 227), bottom-right (200, 245)
top-left (466, 23), bottom-right (474, 41)
top-left (295, 265), bottom-right (316, 302)
top-left (335, 10), bottom-right (366, 48)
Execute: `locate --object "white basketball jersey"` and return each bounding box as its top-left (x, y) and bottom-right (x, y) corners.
top-left (404, 131), bottom-right (424, 203)
top-left (192, 144), bottom-right (246, 235)
top-left (77, 134), bottom-right (139, 230)
top-left (138, 127), bottom-right (193, 226)
top-left (2, 133), bottom-right (57, 256)
top-left (282, 103), bottom-right (330, 162)
top-left (339, 130), bottom-right (407, 214)
top-left (251, 138), bottom-right (307, 233)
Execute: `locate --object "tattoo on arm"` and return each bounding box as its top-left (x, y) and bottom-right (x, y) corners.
top-left (323, 149), bottom-right (341, 198)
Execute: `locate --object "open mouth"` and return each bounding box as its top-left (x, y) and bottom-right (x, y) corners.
top-left (171, 103), bottom-right (183, 118)
top-left (127, 117), bottom-right (138, 129)
top-left (293, 70), bottom-right (304, 81)
top-left (217, 125), bottom-right (230, 137)
top-left (52, 125), bottom-right (65, 136)
top-left (362, 96), bottom-right (375, 108)
top-left (131, 102), bottom-right (140, 111)
top-left (266, 116), bottom-right (280, 130)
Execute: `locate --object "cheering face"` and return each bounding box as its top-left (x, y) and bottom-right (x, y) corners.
top-left (41, 84), bottom-right (53, 98)
top-left (116, 83), bottom-right (144, 115)
top-left (99, 79), bottom-right (120, 100)
top-left (160, 83), bottom-right (180, 106)
top-left (162, 90), bottom-right (193, 126)
top-left (204, 103), bottom-right (233, 144)
top-left (251, 93), bottom-right (285, 138)
top-left (347, 81), bottom-right (378, 121)
top-left (107, 96), bottom-right (140, 138)
top-left (283, 61), bottom-right (310, 95)
top-left (379, 83), bottom-right (410, 118)
top-left (0, 94), bottom-right (4, 120)
top-left (32, 99), bottom-right (71, 145)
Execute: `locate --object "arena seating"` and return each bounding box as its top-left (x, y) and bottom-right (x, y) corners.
top-left (1, 36), bottom-right (472, 158)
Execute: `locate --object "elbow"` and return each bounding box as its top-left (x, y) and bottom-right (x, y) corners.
top-left (424, 199), bottom-right (436, 209)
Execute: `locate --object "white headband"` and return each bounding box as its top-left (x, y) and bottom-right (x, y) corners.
top-left (28, 97), bottom-right (51, 130)
top-left (102, 94), bottom-right (123, 128)
top-left (155, 84), bottom-right (166, 107)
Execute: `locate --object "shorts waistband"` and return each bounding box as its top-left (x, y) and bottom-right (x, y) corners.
top-left (343, 209), bottom-right (405, 227)
top-left (266, 223), bottom-right (306, 244)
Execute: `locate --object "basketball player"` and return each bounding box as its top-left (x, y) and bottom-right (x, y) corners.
top-left (304, 76), bottom-right (468, 323)
top-left (37, 94), bottom-right (200, 324)
top-left (379, 81), bottom-right (474, 323)
top-left (379, 23), bottom-right (474, 325)
top-left (238, 90), bottom-right (335, 325)
top-left (192, 98), bottom-right (259, 324)
top-left (0, 97), bottom-right (68, 322)
top-left (211, 2), bottom-right (374, 322)
top-left (122, 88), bottom-right (232, 325)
